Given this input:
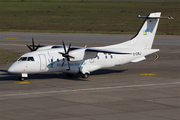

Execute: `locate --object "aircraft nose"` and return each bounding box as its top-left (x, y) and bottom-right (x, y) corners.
top-left (8, 66), bottom-right (15, 73)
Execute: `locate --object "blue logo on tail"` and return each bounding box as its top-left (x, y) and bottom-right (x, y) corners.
top-left (143, 28), bottom-right (149, 35)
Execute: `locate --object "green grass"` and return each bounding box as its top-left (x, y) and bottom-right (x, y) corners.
top-left (0, 50), bottom-right (20, 64)
top-left (0, 1), bottom-right (179, 35)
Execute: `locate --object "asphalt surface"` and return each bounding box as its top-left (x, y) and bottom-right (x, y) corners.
top-left (0, 32), bottom-right (180, 120)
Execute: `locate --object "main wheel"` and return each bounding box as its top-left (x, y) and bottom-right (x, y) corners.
top-left (82, 73), bottom-right (89, 78)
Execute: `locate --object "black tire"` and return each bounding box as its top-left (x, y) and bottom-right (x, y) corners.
top-left (19, 77), bottom-right (24, 81)
top-left (82, 73), bottom-right (89, 78)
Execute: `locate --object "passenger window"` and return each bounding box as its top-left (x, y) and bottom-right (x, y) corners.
top-left (18, 57), bottom-right (27, 61)
top-left (28, 57), bottom-right (35, 61)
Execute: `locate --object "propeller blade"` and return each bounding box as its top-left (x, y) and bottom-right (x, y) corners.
top-left (27, 45), bottom-right (33, 51)
top-left (61, 58), bottom-right (65, 67)
top-left (68, 55), bottom-right (75, 59)
top-left (67, 43), bottom-right (71, 54)
top-left (59, 41), bottom-right (74, 70)
top-left (67, 57), bottom-right (70, 61)
top-left (67, 61), bottom-right (70, 70)
top-left (32, 37), bottom-right (35, 50)
top-left (35, 44), bottom-right (40, 51)
top-left (62, 41), bottom-right (66, 53)
top-left (27, 37), bottom-right (40, 52)
top-left (59, 52), bottom-right (64, 55)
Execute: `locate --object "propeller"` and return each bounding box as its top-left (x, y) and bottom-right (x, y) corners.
top-left (27, 37), bottom-right (40, 52)
top-left (59, 41), bottom-right (74, 70)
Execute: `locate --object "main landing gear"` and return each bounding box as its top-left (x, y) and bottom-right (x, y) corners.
top-left (82, 73), bottom-right (89, 78)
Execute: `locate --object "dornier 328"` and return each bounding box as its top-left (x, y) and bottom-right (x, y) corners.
top-left (8, 12), bottom-right (173, 81)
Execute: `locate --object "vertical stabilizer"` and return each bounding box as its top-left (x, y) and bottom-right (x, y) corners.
top-left (131, 12), bottom-right (161, 49)
top-left (105, 12), bottom-right (173, 49)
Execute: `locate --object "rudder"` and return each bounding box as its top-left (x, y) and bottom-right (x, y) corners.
top-left (131, 12), bottom-right (161, 49)
top-left (105, 12), bottom-right (173, 49)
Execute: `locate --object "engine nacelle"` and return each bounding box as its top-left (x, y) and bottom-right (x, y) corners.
top-left (69, 49), bottom-right (97, 61)
top-left (69, 49), bottom-right (85, 61)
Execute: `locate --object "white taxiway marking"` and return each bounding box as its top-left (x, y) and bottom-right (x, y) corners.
top-left (0, 82), bottom-right (180, 97)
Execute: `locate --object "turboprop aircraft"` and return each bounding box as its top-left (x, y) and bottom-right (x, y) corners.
top-left (8, 12), bottom-right (173, 81)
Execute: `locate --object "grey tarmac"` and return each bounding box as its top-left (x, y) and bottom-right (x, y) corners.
top-left (0, 32), bottom-right (180, 120)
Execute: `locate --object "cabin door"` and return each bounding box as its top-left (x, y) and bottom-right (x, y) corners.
top-left (39, 54), bottom-right (47, 71)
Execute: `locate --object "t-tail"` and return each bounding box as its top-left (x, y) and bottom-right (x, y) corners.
top-left (113, 12), bottom-right (173, 49)
top-left (131, 12), bottom-right (173, 49)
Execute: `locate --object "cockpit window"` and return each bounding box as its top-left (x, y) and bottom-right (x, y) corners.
top-left (18, 57), bottom-right (27, 61)
top-left (18, 57), bottom-right (35, 61)
top-left (28, 57), bottom-right (35, 61)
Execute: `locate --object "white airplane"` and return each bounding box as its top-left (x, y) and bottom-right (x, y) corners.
top-left (8, 12), bottom-right (173, 81)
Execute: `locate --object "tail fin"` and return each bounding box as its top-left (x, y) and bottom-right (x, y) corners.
top-left (106, 12), bottom-right (173, 49)
top-left (131, 12), bottom-right (173, 49)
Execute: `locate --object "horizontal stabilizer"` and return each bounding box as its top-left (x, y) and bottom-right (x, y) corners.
top-left (137, 15), bottom-right (173, 19)
top-left (131, 56), bottom-right (146, 62)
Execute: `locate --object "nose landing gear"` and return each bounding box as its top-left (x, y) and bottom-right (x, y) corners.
top-left (18, 73), bottom-right (28, 81)
top-left (19, 77), bottom-right (25, 81)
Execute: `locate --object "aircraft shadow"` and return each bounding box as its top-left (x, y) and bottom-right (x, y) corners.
top-left (0, 69), bottom-right (127, 81)
top-left (29, 73), bottom-right (87, 81)
top-left (0, 69), bottom-right (88, 81)
top-left (0, 69), bottom-right (18, 81)
top-left (91, 69), bottom-right (127, 76)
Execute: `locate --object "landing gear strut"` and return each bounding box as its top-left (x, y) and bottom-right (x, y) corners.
top-left (82, 73), bottom-right (89, 78)
top-left (18, 73), bottom-right (27, 81)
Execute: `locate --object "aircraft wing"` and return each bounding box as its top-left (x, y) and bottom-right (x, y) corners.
top-left (85, 48), bottom-right (131, 54)
top-left (35, 44), bottom-right (131, 55)
top-left (69, 47), bottom-right (132, 61)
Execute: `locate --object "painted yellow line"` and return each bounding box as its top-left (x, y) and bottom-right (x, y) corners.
top-left (140, 73), bottom-right (156, 76)
top-left (151, 53), bottom-right (159, 63)
top-left (14, 82), bottom-right (30, 84)
top-left (134, 53), bottom-right (159, 67)
top-left (4, 37), bottom-right (20, 39)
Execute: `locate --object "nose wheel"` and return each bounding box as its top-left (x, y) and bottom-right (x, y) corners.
top-left (19, 77), bottom-right (25, 81)
top-left (18, 73), bottom-right (27, 81)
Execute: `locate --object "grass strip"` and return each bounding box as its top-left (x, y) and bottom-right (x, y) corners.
top-left (0, 1), bottom-right (179, 35)
top-left (0, 50), bottom-right (20, 64)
